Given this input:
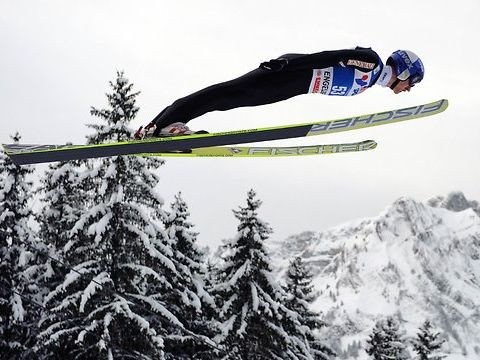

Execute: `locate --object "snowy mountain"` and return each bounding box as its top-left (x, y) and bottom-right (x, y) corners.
top-left (270, 192), bottom-right (480, 359)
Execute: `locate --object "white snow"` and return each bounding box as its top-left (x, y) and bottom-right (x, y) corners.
top-left (215, 314), bottom-right (236, 342)
top-left (270, 195), bottom-right (480, 359)
top-left (11, 292), bottom-right (25, 322)
top-left (87, 212), bottom-right (113, 244)
top-left (228, 260), bottom-right (250, 287)
top-left (236, 303), bottom-right (248, 336)
top-left (128, 293), bottom-right (184, 329)
top-left (251, 282), bottom-right (259, 312)
top-left (79, 272), bottom-right (111, 313)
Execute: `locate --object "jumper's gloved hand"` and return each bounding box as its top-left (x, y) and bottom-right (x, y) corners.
top-left (259, 58), bottom-right (289, 71)
top-left (134, 120), bottom-right (157, 140)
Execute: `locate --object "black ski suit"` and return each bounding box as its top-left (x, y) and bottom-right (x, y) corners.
top-left (152, 47), bottom-right (382, 132)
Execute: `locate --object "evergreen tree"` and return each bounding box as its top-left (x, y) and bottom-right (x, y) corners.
top-left (412, 320), bottom-right (446, 360)
top-left (36, 72), bottom-right (186, 359)
top-left (36, 158), bottom-right (86, 263)
top-left (162, 192), bottom-right (217, 358)
top-left (344, 340), bottom-right (362, 359)
top-left (284, 256), bottom-right (333, 359)
top-left (0, 133), bottom-right (41, 359)
top-left (366, 317), bottom-right (409, 360)
top-left (215, 189), bottom-right (312, 360)
top-left (34, 159), bottom-right (85, 357)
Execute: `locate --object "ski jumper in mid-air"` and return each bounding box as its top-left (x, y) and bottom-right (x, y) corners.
top-left (134, 47), bottom-right (425, 139)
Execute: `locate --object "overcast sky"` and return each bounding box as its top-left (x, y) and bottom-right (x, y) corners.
top-left (1, 0), bottom-right (479, 249)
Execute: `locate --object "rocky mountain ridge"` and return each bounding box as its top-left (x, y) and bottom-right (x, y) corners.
top-left (270, 192), bottom-right (480, 359)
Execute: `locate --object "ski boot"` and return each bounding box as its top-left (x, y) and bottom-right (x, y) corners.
top-left (134, 121), bottom-right (209, 154)
top-left (134, 121), bottom-right (208, 140)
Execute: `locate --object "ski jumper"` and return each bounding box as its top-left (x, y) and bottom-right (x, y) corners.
top-left (152, 47), bottom-right (383, 131)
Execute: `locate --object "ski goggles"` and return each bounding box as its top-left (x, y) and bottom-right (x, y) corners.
top-left (397, 70), bottom-right (422, 87)
top-left (408, 74), bottom-right (422, 87)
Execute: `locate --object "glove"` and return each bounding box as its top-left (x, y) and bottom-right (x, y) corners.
top-left (134, 121), bottom-right (157, 140)
top-left (259, 58), bottom-right (289, 72)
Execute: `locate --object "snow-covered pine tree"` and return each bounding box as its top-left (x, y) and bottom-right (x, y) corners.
top-left (0, 133), bottom-right (41, 360)
top-left (34, 159), bottom-right (85, 357)
top-left (283, 256), bottom-right (333, 359)
top-left (215, 189), bottom-right (311, 360)
top-left (36, 158), bottom-right (85, 267)
top-left (344, 340), bottom-right (362, 359)
top-left (365, 316), bottom-right (409, 360)
top-left (412, 320), bottom-right (446, 360)
top-left (36, 72), bottom-right (186, 359)
top-left (162, 192), bottom-right (217, 358)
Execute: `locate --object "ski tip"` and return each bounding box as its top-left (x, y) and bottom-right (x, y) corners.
top-left (440, 98), bottom-right (449, 108)
top-left (361, 140), bottom-right (377, 150)
top-left (434, 98), bottom-right (449, 113)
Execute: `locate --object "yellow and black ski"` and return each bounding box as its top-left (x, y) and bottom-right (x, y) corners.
top-left (2, 99), bottom-right (447, 165)
top-left (137, 140), bottom-right (377, 157)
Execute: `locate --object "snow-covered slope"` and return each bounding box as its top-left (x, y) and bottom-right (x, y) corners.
top-left (270, 192), bottom-right (480, 359)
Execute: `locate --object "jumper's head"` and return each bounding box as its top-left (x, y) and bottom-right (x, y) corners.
top-left (387, 50), bottom-right (425, 94)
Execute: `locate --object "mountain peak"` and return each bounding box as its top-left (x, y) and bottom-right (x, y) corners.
top-left (271, 192), bottom-right (480, 359)
top-left (428, 191), bottom-right (480, 215)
